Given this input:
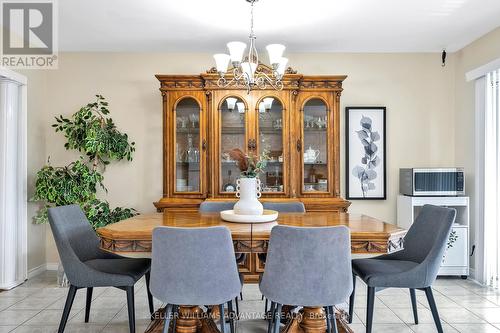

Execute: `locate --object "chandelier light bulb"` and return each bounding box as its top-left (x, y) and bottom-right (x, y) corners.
top-left (213, 54), bottom-right (230, 74)
top-left (276, 57), bottom-right (289, 76)
top-left (227, 41), bottom-right (247, 65)
top-left (241, 62), bottom-right (257, 80)
top-left (266, 44), bottom-right (286, 67)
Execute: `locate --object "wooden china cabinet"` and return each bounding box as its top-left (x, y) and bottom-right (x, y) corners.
top-left (154, 65), bottom-right (351, 281)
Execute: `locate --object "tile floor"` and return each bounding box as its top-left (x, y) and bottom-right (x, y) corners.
top-left (1, 272), bottom-right (500, 332)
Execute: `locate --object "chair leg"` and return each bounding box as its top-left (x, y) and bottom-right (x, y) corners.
top-left (84, 287), bottom-right (93, 323)
top-left (273, 303), bottom-right (282, 333)
top-left (240, 291), bottom-right (243, 301)
top-left (145, 271), bottom-right (155, 316)
top-left (162, 304), bottom-right (173, 333)
top-left (328, 306), bottom-right (338, 333)
top-left (265, 298), bottom-right (269, 313)
top-left (235, 297), bottom-right (240, 318)
top-left (219, 304), bottom-right (225, 333)
top-left (325, 307), bottom-right (331, 333)
top-left (267, 301), bottom-right (276, 333)
top-left (172, 305), bottom-right (179, 333)
top-left (126, 286), bottom-right (136, 333)
top-left (366, 287), bottom-right (375, 333)
top-left (58, 284), bottom-right (78, 333)
top-left (424, 287), bottom-right (443, 333)
top-left (348, 274), bottom-right (356, 324)
top-left (410, 288), bottom-right (419, 324)
top-left (228, 300), bottom-right (235, 333)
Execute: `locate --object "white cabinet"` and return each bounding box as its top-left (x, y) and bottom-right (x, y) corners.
top-left (397, 195), bottom-right (469, 278)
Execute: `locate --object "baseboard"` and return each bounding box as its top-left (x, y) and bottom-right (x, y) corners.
top-left (28, 264), bottom-right (47, 279)
top-left (46, 262), bottom-right (58, 271)
top-left (27, 262), bottom-right (59, 279)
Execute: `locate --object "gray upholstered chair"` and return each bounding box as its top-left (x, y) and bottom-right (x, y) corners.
top-left (199, 201), bottom-right (237, 212)
top-left (48, 205), bottom-right (153, 333)
top-left (259, 201), bottom-right (306, 310)
top-left (150, 226), bottom-right (242, 333)
top-left (349, 205), bottom-right (456, 333)
top-left (260, 225), bottom-right (353, 333)
top-left (262, 201), bottom-right (306, 213)
top-left (199, 200), bottom-right (244, 307)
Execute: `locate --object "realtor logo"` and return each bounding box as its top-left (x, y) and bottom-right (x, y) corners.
top-left (1, 0), bottom-right (58, 68)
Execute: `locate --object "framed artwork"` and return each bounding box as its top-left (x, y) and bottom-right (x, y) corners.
top-left (346, 107), bottom-right (386, 200)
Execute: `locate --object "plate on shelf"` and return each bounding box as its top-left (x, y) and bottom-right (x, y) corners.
top-left (220, 210), bottom-right (279, 223)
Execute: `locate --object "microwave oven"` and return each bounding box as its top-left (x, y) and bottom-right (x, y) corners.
top-left (399, 168), bottom-right (465, 196)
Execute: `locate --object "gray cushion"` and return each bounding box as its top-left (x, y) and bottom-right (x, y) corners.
top-left (85, 258), bottom-right (151, 285)
top-left (352, 259), bottom-right (420, 287)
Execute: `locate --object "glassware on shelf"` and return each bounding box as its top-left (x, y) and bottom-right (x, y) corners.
top-left (186, 134), bottom-right (199, 163)
top-left (176, 143), bottom-right (185, 162)
top-left (222, 169), bottom-right (236, 192)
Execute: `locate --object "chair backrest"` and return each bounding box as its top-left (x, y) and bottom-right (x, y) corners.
top-left (199, 201), bottom-right (236, 213)
top-left (260, 225), bottom-right (352, 307)
top-left (397, 204), bottom-right (456, 285)
top-left (47, 205), bottom-right (101, 283)
top-left (262, 202), bottom-right (306, 213)
top-left (150, 226), bottom-right (242, 305)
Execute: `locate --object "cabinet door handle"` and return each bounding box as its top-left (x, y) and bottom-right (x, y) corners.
top-left (202, 139), bottom-right (207, 151)
top-left (296, 139), bottom-right (302, 152)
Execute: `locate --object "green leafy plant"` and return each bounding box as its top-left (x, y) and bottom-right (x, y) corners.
top-left (33, 95), bottom-right (137, 228)
top-left (53, 95), bottom-right (135, 167)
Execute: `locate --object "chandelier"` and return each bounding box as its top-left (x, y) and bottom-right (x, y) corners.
top-left (213, 0), bottom-right (288, 92)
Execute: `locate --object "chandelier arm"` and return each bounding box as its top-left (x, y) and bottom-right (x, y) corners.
top-left (255, 71), bottom-right (283, 91)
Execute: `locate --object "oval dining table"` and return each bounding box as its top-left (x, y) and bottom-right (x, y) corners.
top-left (97, 210), bottom-right (407, 333)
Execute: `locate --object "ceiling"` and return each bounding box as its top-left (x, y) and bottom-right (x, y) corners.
top-left (59, 0), bottom-right (500, 53)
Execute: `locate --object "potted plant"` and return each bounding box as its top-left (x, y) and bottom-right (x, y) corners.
top-left (228, 148), bottom-right (269, 215)
top-left (32, 95), bottom-right (137, 285)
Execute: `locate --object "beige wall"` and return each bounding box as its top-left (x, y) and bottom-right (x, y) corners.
top-left (30, 52), bottom-right (456, 265)
top-left (453, 27), bottom-right (500, 271)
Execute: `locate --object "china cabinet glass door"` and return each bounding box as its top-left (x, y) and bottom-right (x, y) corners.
top-left (257, 97), bottom-right (285, 193)
top-left (220, 96), bottom-right (247, 193)
top-left (175, 97), bottom-right (201, 193)
top-left (302, 98), bottom-right (329, 193)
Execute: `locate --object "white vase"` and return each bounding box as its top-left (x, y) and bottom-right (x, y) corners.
top-left (233, 177), bottom-right (263, 215)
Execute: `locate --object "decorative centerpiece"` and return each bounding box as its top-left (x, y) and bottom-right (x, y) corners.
top-left (229, 148), bottom-right (268, 215)
top-left (220, 149), bottom-right (278, 223)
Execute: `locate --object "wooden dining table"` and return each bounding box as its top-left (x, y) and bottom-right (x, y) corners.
top-left (97, 210), bottom-right (407, 333)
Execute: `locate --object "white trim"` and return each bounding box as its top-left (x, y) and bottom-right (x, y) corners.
top-left (0, 69), bottom-right (28, 290)
top-left (466, 57), bottom-right (500, 82)
top-left (0, 68), bottom-right (27, 85)
top-left (46, 262), bottom-right (59, 271)
top-left (27, 262), bottom-right (59, 279)
top-left (474, 77), bottom-right (486, 284)
top-left (27, 264), bottom-right (48, 279)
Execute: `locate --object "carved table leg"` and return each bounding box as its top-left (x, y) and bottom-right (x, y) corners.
top-left (281, 307), bottom-right (353, 333)
top-left (145, 306), bottom-right (221, 333)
